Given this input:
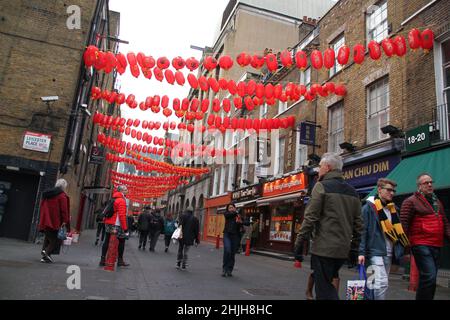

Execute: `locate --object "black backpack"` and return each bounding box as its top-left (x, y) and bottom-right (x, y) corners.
top-left (149, 214), bottom-right (161, 229)
top-left (101, 199), bottom-right (116, 219)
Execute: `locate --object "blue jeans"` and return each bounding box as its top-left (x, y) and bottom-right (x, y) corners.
top-left (222, 232), bottom-right (240, 273)
top-left (411, 245), bottom-right (441, 300)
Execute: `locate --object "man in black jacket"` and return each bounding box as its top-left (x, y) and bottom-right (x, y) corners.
top-left (137, 206), bottom-right (151, 250)
top-left (176, 207), bottom-right (199, 270)
top-left (221, 203), bottom-right (246, 277)
top-left (148, 210), bottom-right (164, 252)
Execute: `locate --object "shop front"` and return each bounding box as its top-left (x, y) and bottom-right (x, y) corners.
top-left (255, 172), bottom-right (308, 253)
top-left (203, 193), bottom-right (231, 242)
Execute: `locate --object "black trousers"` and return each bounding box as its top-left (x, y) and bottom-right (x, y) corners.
top-left (139, 230), bottom-right (149, 247)
top-left (96, 223), bottom-right (106, 241)
top-left (42, 230), bottom-right (58, 255)
top-left (311, 254), bottom-right (346, 300)
top-left (164, 234), bottom-right (172, 248)
top-left (148, 230), bottom-right (161, 250)
top-left (101, 232), bottom-right (125, 260)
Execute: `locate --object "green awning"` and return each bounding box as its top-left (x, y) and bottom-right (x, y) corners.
top-left (368, 146), bottom-right (450, 197)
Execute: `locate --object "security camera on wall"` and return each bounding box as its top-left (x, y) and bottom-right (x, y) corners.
top-left (41, 96), bottom-right (59, 102)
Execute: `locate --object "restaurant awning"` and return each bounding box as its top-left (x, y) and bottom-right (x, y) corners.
top-left (368, 146), bottom-right (450, 196)
top-left (234, 199), bottom-right (257, 208)
top-left (256, 191), bottom-right (306, 206)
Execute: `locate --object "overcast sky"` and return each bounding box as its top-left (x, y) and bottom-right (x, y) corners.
top-left (108, 0), bottom-right (230, 141)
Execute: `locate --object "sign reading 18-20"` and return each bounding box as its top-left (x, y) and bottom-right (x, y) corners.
top-left (405, 124), bottom-right (430, 152)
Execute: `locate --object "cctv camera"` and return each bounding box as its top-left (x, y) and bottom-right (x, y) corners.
top-left (41, 96), bottom-right (59, 102)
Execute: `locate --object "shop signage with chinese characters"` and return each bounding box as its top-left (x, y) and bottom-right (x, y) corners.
top-left (231, 185), bottom-right (262, 202)
top-left (22, 131), bottom-right (51, 153)
top-left (262, 173), bottom-right (307, 197)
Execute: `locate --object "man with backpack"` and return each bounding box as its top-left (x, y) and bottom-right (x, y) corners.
top-left (99, 186), bottom-right (129, 267)
top-left (148, 209), bottom-right (164, 252)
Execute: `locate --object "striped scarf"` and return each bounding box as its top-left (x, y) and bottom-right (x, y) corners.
top-left (373, 197), bottom-right (409, 247)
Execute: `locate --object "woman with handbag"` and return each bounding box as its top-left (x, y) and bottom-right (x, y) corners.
top-left (221, 203), bottom-right (244, 277)
top-left (38, 179), bottom-right (71, 263)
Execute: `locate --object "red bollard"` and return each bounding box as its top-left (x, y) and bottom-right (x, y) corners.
top-left (294, 260), bottom-right (302, 268)
top-left (104, 232), bottom-right (119, 272)
top-left (245, 239), bottom-right (251, 256)
top-left (408, 255), bottom-right (419, 291)
top-left (215, 234), bottom-right (220, 249)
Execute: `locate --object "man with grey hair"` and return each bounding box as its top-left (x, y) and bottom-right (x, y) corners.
top-left (294, 152), bottom-right (363, 300)
top-left (38, 178), bottom-right (71, 263)
top-left (400, 173), bottom-right (450, 300)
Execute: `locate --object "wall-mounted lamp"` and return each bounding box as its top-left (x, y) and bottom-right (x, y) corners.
top-left (339, 142), bottom-right (356, 152)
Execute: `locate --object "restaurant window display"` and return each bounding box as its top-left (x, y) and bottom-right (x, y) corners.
top-left (269, 205), bottom-right (294, 242)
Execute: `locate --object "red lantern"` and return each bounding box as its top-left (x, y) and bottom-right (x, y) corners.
top-left (164, 69), bottom-right (175, 85)
top-left (185, 57), bottom-right (199, 71)
top-left (127, 52), bottom-right (137, 66)
top-left (207, 114), bottom-right (215, 126)
top-left (265, 84), bottom-right (274, 99)
top-left (163, 122), bottom-right (169, 131)
top-left (175, 71), bottom-right (185, 86)
top-left (238, 118), bottom-right (246, 130)
top-left (130, 64), bottom-right (140, 78)
top-left (237, 81), bottom-right (247, 97)
top-left (253, 96), bottom-right (261, 107)
top-left (208, 77), bottom-right (220, 93)
top-left (295, 50), bottom-right (308, 70)
top-left (214, 117), bottom-right (222, 128)
top-left (142, 68), bottom-right (152, 79)
top-left (195, 112), bottom-right (203, 121)
top-left (310, 83), bottom-right (322, 96)
top-left (245, 97), bottom-right (254, 111)
top-left (381, 39), bottom-right (394, 57)
top-left (187, 73), bottom-right (198, 89)
top-left (172, 56), bottom-right (185, 70)
top-left (153, 95), bottom-right (161, 107)
top-left (198, 76), bottom-right (209, 92)
top-left (236, 52), bottom-right (251, 67)
top-left (153, 67), bottom-right (164, 81)
top-left (212, 98), bottom-right (221, 113)
top-left (116, 52), bottom-right (127, 69)
top-left (421, 29), bottom-right (434, 51)
top-left (173, 98), bottom-right (181, 111)
top-left (156, 57), bottom-right (170, 69)
top-left (353, 44), bottom-right (365, 64)
top-left (231, 118), bottom-right (238, 129)
top-left (227, 80), bottom-right (237, 95)
top-left (136, 52), bottom-right (145, 68)
top-left (393, 36), bottom-right (407, 57)
top-left (161, 95), bottom-right (169, 108)
top-left (335, 84), bottom-right (347, 96)
top-left (218, 55), bottom-right (233, 70)
top-left (323, 48), bottom-right (335, 69)
top-left (201, 99), bottom-right (210, 113)
top-left (163, 108), bottom-right (172, 117)
top-left (265, 53), bottom-right (278, 72)
top-left (125, 127), bottom-right (131, 136)
top-left (325, 82), bottom-right (335, 94)
top-left (142, 55), bottom-right (155, 69)
top-left (126, 94), bottom-right (135, 106)
top-left (203, 56), bottom-right (217, 71)
top-left (280, 50), bottom-right (293, 68)
top-left (233, 97), bottom-right (242, 109)
top-left (218, 78), bottom-right (228, 90)
top-left (190, 98), bottom-right (199, 112)
top-left (368, 40), bottom-right (382, 60)
top-left (408, 28), bottom-right (422, 50)
top-left (255, 83), bottom-right (265, 99)
top-left (251, 55), bottom-right (265, 69)
top-left (83, 45), bottom-right (98, 67)
top-left (310, 50), bottom-right (323, 69)
top-left (222, 99), bottom-right (231, 113)
top-left (246, 80), bottom-right (256, 96)
top-left (170, 122), bottom-right (176, 130)
top-left (337, 45), bottom-right (350, 65)
top-left (115, 93), bottom-right (125, 105)
top-left (181, 98), bottom-right (189, 111)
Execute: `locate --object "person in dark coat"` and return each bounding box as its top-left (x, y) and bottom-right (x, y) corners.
top-left (94, 202), bottom-right (107, 246)
top-left (176, 207), bottom-right (199, 270)
top-left (148, 209), bottom-right (164, 252)
top-left (38, 179), bottom-right (71, 263)
top-left (221, 203), bottom-right (244, 277)
top-left (137, 206), bottom-right (151, 250)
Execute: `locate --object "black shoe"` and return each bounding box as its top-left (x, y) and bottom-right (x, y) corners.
top-left (117, 260), bottom-right (130, 267)
top-left (181, 264), bottom-right (187, 270)
top-left (176, 262), bottom-right (181, 269)
top-left (95, 239), bottom-right (99, 246)
top-left (222, 271), bottom-right (227, 277)
top-left (226, 272), bottom-right (232, 277)
top-left (138, 245), bottom-right (141, 249)
top-left (164, 248), bottom-right (168, 253)
top-left (149, 248), bottom-right (154, 252)
top-left (99, 257), bottom-right (106, 266)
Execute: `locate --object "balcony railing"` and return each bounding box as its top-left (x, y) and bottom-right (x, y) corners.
top-left (431, 103), bottom-right (450, 142)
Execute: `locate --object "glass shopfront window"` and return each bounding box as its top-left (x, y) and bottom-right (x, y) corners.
top-left (269, 205), bottom-right (293, 242)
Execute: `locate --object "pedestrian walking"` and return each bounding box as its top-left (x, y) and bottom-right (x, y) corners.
top-left (163, 213), bottom-right (177, 252)
top-left (222, 203), bottom-right (244, 277)
top-left (148, 209), bottom-right (164, 252)
top-left (38, 179), bottom-right (71, 263)
top-left (294, 152), bottom-right (363, 300)
top-left (358, 178), bottom-right (409, 300)
top-left (94, 202), bottom-right (106, 246)
top-left (400, 173), bottom-right (450, 300)
top-left (137, 206), bottom-right (151, 250)
top-left (176, 207), bottom-right (199, 270)
top-left (99, 185), bottom-right (129, 267)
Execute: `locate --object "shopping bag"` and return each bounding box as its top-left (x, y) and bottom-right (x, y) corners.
top-left (171, 225), bottom-right (183, 243)
top-left (346, 264), bottom-right (374, 300)
top-left (57, 225), bottom-right (67, 240)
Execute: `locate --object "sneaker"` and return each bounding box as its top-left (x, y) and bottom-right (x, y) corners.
top-left (46, 255), bottom-right (54, 263)
top-left (181, 264), bottom-right (187, 270)
top-left (176, 262), bottom-right (181, 269)
top-left (41, 249), bottom-right (46, 257)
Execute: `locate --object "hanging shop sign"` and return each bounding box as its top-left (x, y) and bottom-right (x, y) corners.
top-left (22, 131), bottom-right (51, 153)
top-left (299, 122), bottom-right (317, 146)
top-left (262, 172), bottom-right (307, 198)
top-left (343, 155), bottom-right (400, 188)
top-left (232, 184), bottom-right (262, 202)
top-left (89, 146), bottom-right (105, 164)
top-left (405, 124), bottom-right (430, 153)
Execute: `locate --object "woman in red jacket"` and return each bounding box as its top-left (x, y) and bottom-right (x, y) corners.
top-left (38, 179), bottom-right (71, 263)
top-left (99, 185), bottom-right (129, 267)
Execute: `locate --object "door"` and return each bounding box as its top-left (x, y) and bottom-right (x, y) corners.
top-left (0, 170), bottom-right (40, 241)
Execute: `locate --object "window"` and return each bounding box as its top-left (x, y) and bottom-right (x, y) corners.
top-left (213, 168), bottom-right (220, 196)
top-left (219, 166), bottom-right (226, 194)
top-left (295, 131), bottom-right (308, 169)
top-left (328, 102), bottom-right (344, 153)
top-left (442, 38), bottom-right (450, 104)
top-left (240, 156), bottom-right (249, 187)
top-left (330, 35), bottom-right (345, 77)
top-left (276, 137), bottom-right (285, 175)
top-left (278, 100), bottom-right (288, 115)
top-left (260, 103), bottom-right (268, 118)
top-left (366, 0), bottom-right (388, 44)
top-left (300, 67), bottom-right (311, 89)
top-left (227, 162), bottom-right (236, 191)
top-left (367, 77), bottom-right (390, 144)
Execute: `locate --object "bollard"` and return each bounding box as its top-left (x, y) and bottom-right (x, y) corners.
top-left (104, 232), bottom-right (119, 272)
top-left (408, 255), bottom-right (419, 291)
top-left (294, 260), bottom-right (302, 268)
top-left (215, 234), bottom-right (220, 249)
top-left (245, 238), bottom-right (251, 256)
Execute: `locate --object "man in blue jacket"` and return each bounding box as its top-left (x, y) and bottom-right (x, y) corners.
top-left (358, 178), bottom-right (409, 300)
